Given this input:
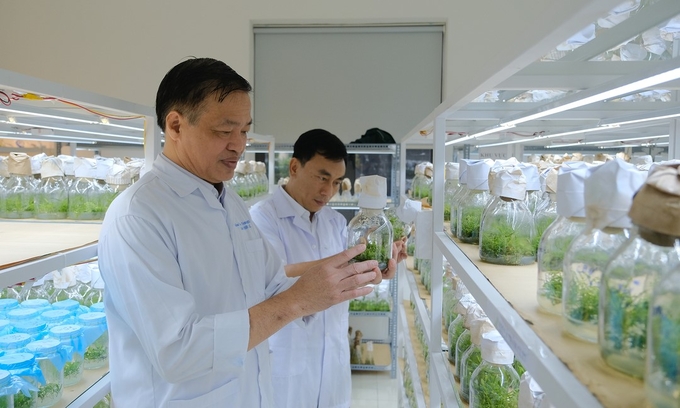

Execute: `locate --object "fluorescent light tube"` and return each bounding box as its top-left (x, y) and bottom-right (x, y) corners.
top-left (476, 125), bottom-right (617, 148)
top-left (599, 106), bottom-right (680, 127)
top-left (548, 134), bottom-right (668, 149)
top-left (0, 107), bottom-right (144, 131)
top-left (0, 119), bottom-right (143, 141)
top-left (499, 58), bottom-right (680, 127)
top-left (445, 125), bottom-right (515, 146)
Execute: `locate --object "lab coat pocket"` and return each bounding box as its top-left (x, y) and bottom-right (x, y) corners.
top-left (269, 323), bottom-right (309, 377)
top-left (167, 378), bottom-right (240, 408)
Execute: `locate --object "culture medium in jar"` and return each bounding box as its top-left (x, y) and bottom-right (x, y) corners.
top-left (449, 160), bottom-right (470, 239)
top-left (600, 164), bottom-right (680, 379)
top-left (536, 162), bottom-right (590, 315)
top-left (3, 153), bottom-right (36, 219)
top-left (562, 158), bottom-right (646, 343)
top-left (469, 331), bottom-right (520, 408)
top-left (78, 312), bottom-right (109, 370)
top-left (410, 162), bottom-right (432, 204)
top-left (49, 325), bottom-right (85, 386)
top-left (0, 353), bottom-right (43, 408)
top-left (347, 175), bottom-right (393, 271)
top-left (457, 159), bottom-right (494, 244)
top-left (479, 161), bottom-right (536, 265)
top-left (35, 157), bottom-right (68, 220)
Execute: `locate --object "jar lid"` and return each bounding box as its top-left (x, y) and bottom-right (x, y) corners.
top-left (78, 312), bottom-right (106, 326)
top-left (40, 157), bottom-right (65, 179)
top-left (0, 299), bottom-right (19, 311)
top-left (466, 159), bottom-right (494, 190)
top-left (358, 175), bottom-right (387, 209)
top-left (481, 330), bottom-right (514, 365)
top-left (74, 157), bottom-right (97, 178)
top-left (0, 319), bottom-right (9, 331)
top-left (57, 155), bottom-right (75, 176)
top-left (26, 339), bottom-right (60, 357)
top-left (89, 303), bottom-right (105, 313)
top-left (445, 162), bottom-right (459, 180)
top-left (8, 152), bottom-right (32, 176)
top-left (41, 309), bottom-right (71, 322)
top-left (0, 333), bottom-right (32, 349)
top-left (52, 299), bottom-right (80, 312)
top-left (7, 308), bottom-right (40, 320)
top-left (556, 162), bottom-right (591, 218)
top-left (0, 370), bottom-right (10, 387)
top-left (0, 156), bottom-right (8, 178)
top-left (0, 353), bottom-right (35, 369)
top-left (519, 163), bottom-right (541, 192)
top-left (629, 163), bottom-right (680, 237)
top-left (470, 317), bottom-right (495, 346)
top-left (49, 324), bottom-right (83, 339)
top-left (21, 299), bottom-right (51, 309)
top-left (30, 153), bottom-right (47, 175)
top-left (459, 160), bottom-right (469, 185)
top-left (95, 157), bottom-right (114, 180)
top-left (13, 320), bottom-right (47, 334)
top-left (235, 161), bottom-right (246, 174)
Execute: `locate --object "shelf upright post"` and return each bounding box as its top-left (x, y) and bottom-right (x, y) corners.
top-left (399, 141), bottom-right (407, 198)
top-left (268, 138), bottom-right (275, 193)
top-left (143, 116), bottom-right (161, 175)
top-left (429, 114), bottom-right (447, 408)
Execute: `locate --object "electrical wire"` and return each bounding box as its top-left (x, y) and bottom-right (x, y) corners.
top-left (0, 91), bottom-right (11, 106)
top-left (10, 92), bottom-right (145, 120)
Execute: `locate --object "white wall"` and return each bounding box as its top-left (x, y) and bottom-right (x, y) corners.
top-left (0, 0), bottom-right (621, 137)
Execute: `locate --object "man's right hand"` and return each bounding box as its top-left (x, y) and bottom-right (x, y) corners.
top-left (288, 244), bottom-right (378, 316)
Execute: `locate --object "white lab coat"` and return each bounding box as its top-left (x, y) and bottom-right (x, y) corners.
top-left (99, 154), bottom-right (294, 408)
top-left (250, 186), bottom-right (351, 408)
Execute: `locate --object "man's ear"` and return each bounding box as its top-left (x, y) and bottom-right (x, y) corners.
top-left (165, 111), bottom-right (182, 141)
top-left (289, 158), bottom-right (301, 176)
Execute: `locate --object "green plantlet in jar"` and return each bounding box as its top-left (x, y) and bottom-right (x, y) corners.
top-left (352, 240), bottom-right (390, 270)
top-left (385, 212), bottom-right (405, 241)
top-left (533, 215), bottom-right (557, 253)
top-left (470, 367), bottom-right (520, 408)
top-left (68, 194), bottom-right (107, 218)
top-left (565, 277), bottom-right (600, 323)
top-left (444, 204), bottom-right (450, 222)
top-left (480, 221), bottom-right (535, 265)
top-left (512, 359), bottom-right (526, 377)
top-left (541, 271), bottom-right (563, 306)
top-left (603, 279), bottom-right (649, 352)
top-left (461, 348), bottom-right (483, 401)
top-left (85, 344), bottom-right (108, 361)
top-left (5, 194), bottom-right (34, 214)
top-left (37, 383), bottom-right (62, 402)
top-left (13, 392), bottom-right (35, 408)
top-left (64, 360), bottom-right (82, 378)
top-left (459, 207), bottom-right (484, 243)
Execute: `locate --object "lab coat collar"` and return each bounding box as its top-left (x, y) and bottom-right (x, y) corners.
top-left (274, 185), bottom-right (309, 220)
top-left (152, 154), bottom-right (226, 208)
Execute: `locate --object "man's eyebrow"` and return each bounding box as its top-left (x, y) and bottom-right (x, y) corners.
top-left (220, 119), bottom-right (253, 126)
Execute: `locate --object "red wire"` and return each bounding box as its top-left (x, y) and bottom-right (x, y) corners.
top-left (10, 93), bottom-right (144, 120)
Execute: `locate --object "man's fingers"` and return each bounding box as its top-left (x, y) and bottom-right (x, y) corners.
top-left (332, 244), bottom-right (365, 267)
top-left (338, 270), bottom-right (377, 291)
top-left (341, 285), bottom-right (374, 302)
top-left (344, 259), bottom-right (379, 277)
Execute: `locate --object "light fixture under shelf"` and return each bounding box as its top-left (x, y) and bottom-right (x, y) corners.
top-left (547, 134), bottom-right (669, 149)
top-left (476, 125), bottom-right (619, 148)
top-left (444, 124), bottom-right (515, 146)
top-left (599, 106), bottom-right (680, 127)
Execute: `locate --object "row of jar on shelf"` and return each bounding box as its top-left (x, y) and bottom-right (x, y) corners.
top-left (405, 258), bottom-right (551, 408)
top-left (0, 152), bottom-right (144, 220)
top-left (428, 156), bottom-right (679, 406)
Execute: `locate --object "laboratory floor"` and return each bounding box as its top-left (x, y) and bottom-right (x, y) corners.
top-left (351, 370), bottom-right (399, 408)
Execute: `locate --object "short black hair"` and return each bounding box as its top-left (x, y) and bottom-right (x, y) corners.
top-left (155, 57), bottom-right (252, 131)
top-left (293, 129), bottom-right (348, 166)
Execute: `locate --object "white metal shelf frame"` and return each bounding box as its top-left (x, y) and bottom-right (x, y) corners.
top-left (398, 302), bottom-right (427, 408)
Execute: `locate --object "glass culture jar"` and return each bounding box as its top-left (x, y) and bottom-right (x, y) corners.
top-left (57, 155), bottom-right (75, 189)
top-left (48, 325), bottom-right (85, 386)
top-left (13, 321), bottom-right (48, 342)
top-left (89, 303), bottom-right (104, 314)
top-left (0, 333), bottom-right (32, 354)
top-left (228, 161), bottom-right (251, 199)
top-left (103, 160), bottom-right (131, 211)
top-left (0, 156), bottom-right (9, 219)
top-left (449, 160), bottom-right (469, 240)
top-left (563, 159), bottom-right (646, 343)
top-left (457, 159), bottom-right (494, 244)
top-left (35, 157), bottom-right (68, 220)
top-left (384, 207), bottom-right (408, 243)
top-left (532, 167), bottom-right (559, 254)
top-left (21, 299), bottom-right (52, 316)
top-left (68, 157), bottom-right (105, 220)
top-left (410, 162), bottom-right (432, 204)
top-left (40, 310), bottom-right (73, 331)
top-left (469, 331), bottom-right (520, 408)
top-left (0, 369), bottom-right (14, 408)
top-left (454, 305), bottom-right (487, 381)
top-left (447, 294), bottom-right (475, 364)
top-left (0, 353), bottom-right (44, 408)
top-left (348, 175), bottom-right (393, 271)
top-left (7, 309), bottom-right (41, 326)
top-left (0, 299), bottom-right (19, 319)
top-left (23, 280), bottom-right (50, 302)
top-left (460, 317), bottom-right (496, 402)
top-left (444, 162), bottom-right (461, 223)
top-left (3, 153), bottom-right (36, 219)
top-left (536, 163), bottom-right (589, 316)
top-left (480, 163), bottom-right (535, 265)
top-left (26, 339), bottom-right (65, 408)
top-left (78, 312), bottom-right (108, 370)
top-left (602, 164), bottom-right (680, 380)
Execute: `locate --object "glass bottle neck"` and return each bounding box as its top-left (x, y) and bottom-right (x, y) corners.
top-left (359, 208), bottom-right (385, 215)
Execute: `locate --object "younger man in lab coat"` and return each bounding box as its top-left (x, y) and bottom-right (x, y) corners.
top-left (250, 129), bottom-right (406, 407)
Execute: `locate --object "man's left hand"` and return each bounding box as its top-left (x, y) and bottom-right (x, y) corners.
top-left (370, 238), bottom-right (408, 284)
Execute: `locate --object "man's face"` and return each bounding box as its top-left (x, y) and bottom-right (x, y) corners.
top-left (169, 91), bottom-right (252, 184)
top-left (286, 153), bottom-right (346, 213)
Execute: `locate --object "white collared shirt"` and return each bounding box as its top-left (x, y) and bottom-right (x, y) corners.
top-left (99, 154), bottom-right (291, 408)
top-left (250, 185), bottom-right (350, 408)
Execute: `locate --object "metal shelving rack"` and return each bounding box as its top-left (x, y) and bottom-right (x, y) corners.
top-left (0, 67), bottom-right (157, 407)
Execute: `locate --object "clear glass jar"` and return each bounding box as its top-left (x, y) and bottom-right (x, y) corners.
top-left (385, 207), bottom-right (409, 242)
top-left (48, 325), bottom-right (84, 386)
top-left (460, 318), bottom-right (495, 402)
top-left (447, 295), bottom-right (474, 364)
top-left (646, 266), bottom-right (680, 407)
top-left (469, 335), bottom-right (520, 408)
top-left (102, 176), bottom-right (130, 212)
top-left (562, 226), bottom-right (629, 342)
top-left (23, 281), bottom-right (50, 302)
top-left (26, 339), bottom-right (64, 408)
top-left (7, 309), bottom-right (41, 326)
top-left (444, 177), bottom-right (461, 223)
top-left (67, 176), bottom-right (105, 220)
top-left (49, 281), bottom-right (83, 304)
top-left (347, 208), bottom-right (393, 271)
top-left (20, 300), bottom-right (51, 316)
top-left (0, 369), bottom-right (14, 408)
top-left (536, 216), bottom-right (586, 315)
top-left (89, 303), bottom-right (105, 314)
top-left (12, 321), bottom-right (47, 342)
top-left (3, 173), bottom-right (36, 219)
top-left (0, 333), bottom-right (32, 354)
top-left (78, 312), bottom-right (108, 370)
top-left (600, 227), bottom-right (680, 379)
top-left (0, 321), bottom-right (11, 338)
top-left (0, 353), bottom-right (41, 408)
top-left (448, 181), bottom-right (467, 240)
top-left (410, 163), bottom-right (432, 204)
top-left (532, 193), bottom-right (558, 255)
top-left (229, 162), bottom-right (251, 199)
top-left (52, 299), bottom-right (87, 317)
top-left (457, 189), bottom-right (492, 244)
top-left (479, 197), bottom-right (536, 265)
top-left (35, 157), bottom-right (68, 220)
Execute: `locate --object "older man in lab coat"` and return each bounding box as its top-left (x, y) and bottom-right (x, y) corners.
top-left (250, 129), bottom-right (405, 408)
top-left (98, 59), bottom-right (380, 408)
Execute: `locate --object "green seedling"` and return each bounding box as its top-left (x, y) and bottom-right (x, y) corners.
top-left (459, 207), bottom-right (484, 244)
top-left (470, 367), bottom-right (520, 408)
top-left (480, 220), bottom-right (535, 265)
